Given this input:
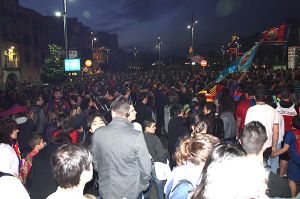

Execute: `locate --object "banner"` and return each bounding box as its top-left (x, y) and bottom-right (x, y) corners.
top-left (261, 25), bottom-right (289, 43)
top-left (238, 42), bottom-right (261, 72)
top-left (215, 43), bottom-right (261, 83)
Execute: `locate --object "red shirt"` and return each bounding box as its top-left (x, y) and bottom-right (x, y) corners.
top-left (236, 98), bottom-right (256, 137)
top-left (52, 130), bottom-right (78, 143)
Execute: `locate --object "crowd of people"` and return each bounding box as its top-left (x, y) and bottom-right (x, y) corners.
top-left (0, 67), bottom-right (300, 199)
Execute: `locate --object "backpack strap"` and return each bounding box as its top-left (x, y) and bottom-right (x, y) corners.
top-left (0, 171), bottom-right (14, 178)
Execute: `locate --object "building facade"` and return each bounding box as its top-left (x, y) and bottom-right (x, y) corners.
top-left (0, 0), bottom-right (118, 89)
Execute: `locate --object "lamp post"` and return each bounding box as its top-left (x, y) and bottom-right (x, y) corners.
top-left (235, 42), bottom-right (241, 60)
top-left (187, 14), bottom-right (198, 56)
top-left (156, 37), bottom-right (163, 64)
top-left (91, 37), bottom-right (97, 49)
top-left (55, 0), bottom-right (68, 58)
top-left (133, 47), bottom-right (138, 70)
top-left (106, 48), bottom-right (110, 63)
top-left (221, 45), bottom-right (226, 66)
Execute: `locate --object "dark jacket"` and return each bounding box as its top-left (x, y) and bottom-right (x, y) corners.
top-left (205, 114), bottom-right (224, 140)
top-left (27, 144), bottom-right (59, 199)
top-left (135, 103), bottom-right (152, 125)
top-left (167, 116), bottom-right (189, 155)
top-left (91, 117), bottom-right (152, 199)
top-left (143, 132), bottom-right (168, 163)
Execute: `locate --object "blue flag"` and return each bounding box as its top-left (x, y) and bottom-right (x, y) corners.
top-left (238, 42), bottom-right (261, 72)
top-left (215, 43), bottom-right (261, 83)
top-left (215, 60), bottom-right (238, 83)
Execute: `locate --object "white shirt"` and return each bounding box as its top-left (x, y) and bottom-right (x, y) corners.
top-left (0, 143), bottom-right (19, 176)
top-left (245, 104), bottom-right (278, 150)
top-left (47, 187), bottom-right (87, 199)
top-left (0, 176), bottom-right (30, 199)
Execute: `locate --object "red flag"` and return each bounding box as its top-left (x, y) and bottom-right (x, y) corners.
top-left (261, 25), bottom-right (288, 42)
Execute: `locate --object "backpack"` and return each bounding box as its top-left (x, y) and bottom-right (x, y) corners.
top-left (165, 179), bottom-right (194, 199)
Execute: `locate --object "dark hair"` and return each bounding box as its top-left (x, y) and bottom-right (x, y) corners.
top-left (54, 133), bottom-right (72, 145)
top-left (80, 97), bottom-right (91, 111)
top-left (0, 117), bottom-right (18, 144)
top-left (188, 114), bottom-right (207, 135)
top-left (241, 121), bottom-right (267, 155)
top-left (142, 119), bottom-right (156, 132)
top-left (51, 144), bottom-right (92, 189)
top-left (204, 102), bottom-right (216, 115)
top-left (86, 111), bottom-right (107, 131)
top-left (28, 134), bottom-right (43, 149)
top-left (292, 115), bottom-right (300, 130)
top-left (170, 103), bottom-right (183, 117)
top-left (245, 85), bottom-right (255, 96)
top-left (110, 96), bottom-right (130, 117)
top-left (218, 96), bottom-right (235, 113)
top-left (255, 86), bottom-right (266, 102)
top-left (280, 86), bottom-right (290, 100)
top-left (136, 92), bottom-right (148, 104)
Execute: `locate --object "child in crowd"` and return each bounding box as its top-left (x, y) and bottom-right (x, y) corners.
top-left (20, 134), bottom-right (46, 185)
top-left (272, 115), bottom-right (300, 197)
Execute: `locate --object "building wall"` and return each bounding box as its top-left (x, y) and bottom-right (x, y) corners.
top-left (0, 0), bottom-right (118, 88)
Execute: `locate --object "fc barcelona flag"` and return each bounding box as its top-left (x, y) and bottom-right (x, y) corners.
top-left (237, 42), bottom-right (261, 72)
top-left (261, 25), bottom-right (289, 43)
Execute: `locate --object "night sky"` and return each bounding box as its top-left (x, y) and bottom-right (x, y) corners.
top-left (19, 0), bottom-right (300, 55)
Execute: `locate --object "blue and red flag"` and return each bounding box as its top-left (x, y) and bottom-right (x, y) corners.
top-left (261, 25), bottom-right (289, 44)
top-left (237, 42), bottom-right (261, 72)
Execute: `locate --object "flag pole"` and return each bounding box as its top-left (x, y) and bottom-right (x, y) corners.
top-left (282, 26), bottom-right (291, 66)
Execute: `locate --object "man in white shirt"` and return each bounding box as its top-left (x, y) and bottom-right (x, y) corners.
top-left (245, 86), bottom-right (279, 161)
top-left (46, 144), bottom-right (93, 199)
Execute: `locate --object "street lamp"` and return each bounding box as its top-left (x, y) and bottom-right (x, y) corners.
top-left (235, 42), bottom-right (241, 60)
top-left (187, 14), bottom-right (198, 56)
top-left (106, 48), bottom-right (110, 63)
top-left (91, 37), bottom-right (97, 49)
top-left (55, 0), bottom-right (69, 58)
top-left (156, 37), bottom-right (163, 63)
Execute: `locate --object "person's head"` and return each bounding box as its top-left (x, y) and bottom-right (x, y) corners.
top-left (36, 95), bottom-right (44, 106)
top-left (53, 89), bottom-right (62, 101)
top-left (240, 121), bottom-right (267, 155)
top-left (0, 117), bottom-right (19, 144)
top-left (28, 134), bottom-right (46, 151)
top-left (80, 97), bottom-right (91, 111)
top-left (255, 86), bottom-right (266, 102)
top-left (203, 102), bottom-right (216, 116)
top-left (175, 134), bottom-right (220, 166)
top-left (136, 92), bottom-right (148, 104)
top-left (86, 112), bottom-right (107, 133)
top-left (292, 115), bottom-right (300, 130)
top-left (280, 86), bottom-right (290, 101)
top-left (110, 96), bottom-right (136, 121)
top-left (47, 111), bottom-right (58, 125)
top-left (218, 96), bottom-right (235, 113)
top-left (245, 85), bottom-right (255, 98)
top-left (51, 144), bottom-right (93, 189)
top-left (70, 105), bottom-right (81, 119)
top-left (188, 114), bottom-right (207, 136)
top-left (170, 103), bottom-right (183, 117)
top-left (142, 119), bottom-right (156, 134)
top-left (192, 148), bottom-right (268, 199)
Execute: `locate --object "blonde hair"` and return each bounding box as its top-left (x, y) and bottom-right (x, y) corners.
top-left (70, 105), bottom-right (81, 119)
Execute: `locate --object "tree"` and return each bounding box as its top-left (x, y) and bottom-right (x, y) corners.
top-left (40, 44), bottom-right (67, 85)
